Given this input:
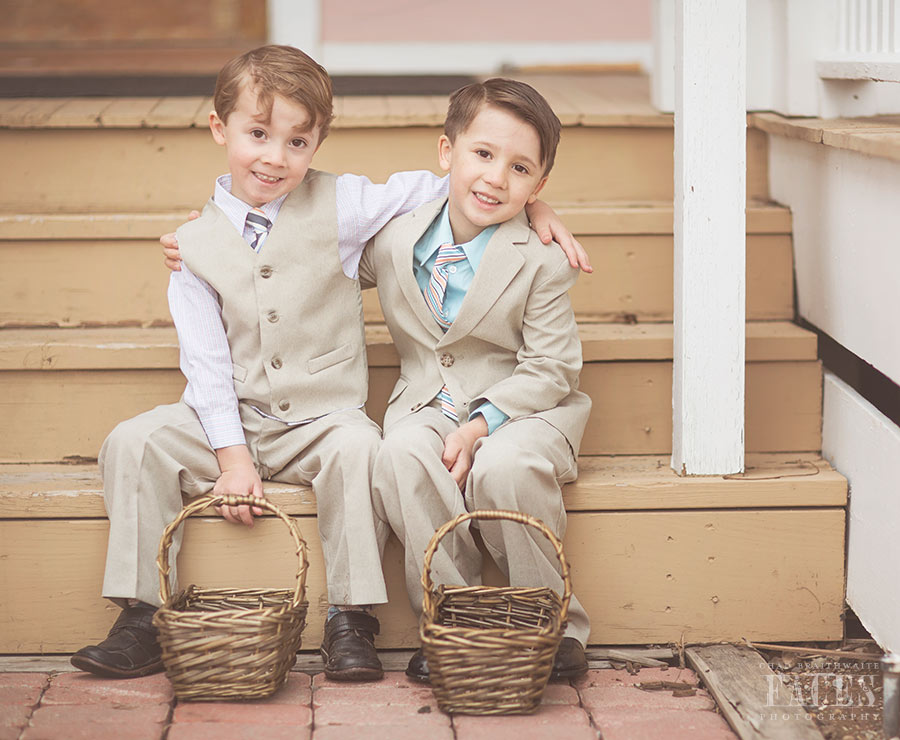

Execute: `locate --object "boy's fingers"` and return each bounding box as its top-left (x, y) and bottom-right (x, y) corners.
top-left (539, 228), bottom-right (552, 244)
top-left (189, 210), bottom-right (201, 221)
top-left (238, 504), bottom-right (254, 527)
top-left (163, 257), bottom-right (182, 271)
top-left (560, 236), bottom-right (593, 273)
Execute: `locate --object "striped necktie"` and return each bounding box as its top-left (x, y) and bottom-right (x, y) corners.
top-left (423, 243), bottom-right (467, 421)
top-left (246, 208), bottom-right (271, 252)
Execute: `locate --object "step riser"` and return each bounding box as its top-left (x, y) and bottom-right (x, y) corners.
top-left (0, 127), bottom-right (770, 211)
top-left (1, 234), bottom-right (794, 328)
top-left (0, 360), bottom-right (822, 462)
top-left (0, 508), bottom-right (844, 652)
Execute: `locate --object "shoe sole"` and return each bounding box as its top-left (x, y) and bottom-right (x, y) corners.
top-left (550, 664), bottom-right (589, 681)
top-left (70, 654), bottom-right (164, 679)
top-left (319, 646), bottom-right (383, 682)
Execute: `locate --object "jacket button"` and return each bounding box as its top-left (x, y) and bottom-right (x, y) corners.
top-left (271, 357), bottom-right (282, 369)
top-left (267, 310), bottom-right (279, 323)
top-left (260, 266), bottom-right (273, 278)
top-left (278, 400), bottom-right (290, 412)
top-left (440, 352), bottom-right (454, 367)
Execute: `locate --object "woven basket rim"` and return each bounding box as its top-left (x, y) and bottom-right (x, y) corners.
top-left (156, 493), bottom-right (309, 607)
top-left (421, 509), bottom-right (571, 625)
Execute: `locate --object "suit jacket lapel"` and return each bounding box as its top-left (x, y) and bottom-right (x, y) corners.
top-left (440, 211), bottom-right (529, 345)
top-left (390, 197), bottom-right (447, 342)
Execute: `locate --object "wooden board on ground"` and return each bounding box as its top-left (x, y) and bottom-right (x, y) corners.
top-left (687, 644), bottom-right (825, 739)
top-left (0, 509), bottom-right (845, 652)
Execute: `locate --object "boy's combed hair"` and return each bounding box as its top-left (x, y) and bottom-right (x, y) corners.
top-left (214, 45), bottom-right (335, 140)
top-left (445, 78), bottom-right (561, 176)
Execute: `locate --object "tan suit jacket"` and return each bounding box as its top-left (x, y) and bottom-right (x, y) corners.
top-left (359, 197), bottom-right (591, 455)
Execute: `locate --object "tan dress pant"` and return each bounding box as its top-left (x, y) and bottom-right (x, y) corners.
top-left (99, 400), bottom-right (387, 608)
top-left (371, 407), bottom-right (591, 646)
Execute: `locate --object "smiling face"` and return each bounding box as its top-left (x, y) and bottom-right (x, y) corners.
top-left (438, 103), bottom-right (549, 245)
top-left (209, 79), bottom-right (321, 207)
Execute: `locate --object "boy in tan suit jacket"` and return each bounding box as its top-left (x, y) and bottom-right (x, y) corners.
top-left (358, 79), bottom-right (592, 682)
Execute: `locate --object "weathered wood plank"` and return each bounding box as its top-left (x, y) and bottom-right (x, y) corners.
top-left (0, 509), bottom-right (845, 652)
top-left (0, 454), bottom-right (847, 519)
top-left (0, 322), bottom-right (816, 371)
top-left (1, 232), bottom-right (794, 327)
top-left (687, 644), bottom-right (824, 739)
top-left (0, 358), bottom-right (823, 461)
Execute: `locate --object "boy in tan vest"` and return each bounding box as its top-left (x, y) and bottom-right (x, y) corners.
top-left (358, 79), bottom-right (592, 681)
top-left (75, 46), bottom-right (587, 683)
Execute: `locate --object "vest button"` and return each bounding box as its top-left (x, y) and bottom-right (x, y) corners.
top-left (267, 310), bottom-right (279, 323)
top-left (440, 352), bottom-right (454, 367)
top-left (271, 357), bottom-right (282, 369)
top-left (260, 266), bottom-right (273, 278)
top-left (278, 400), bottom-right (290, 412)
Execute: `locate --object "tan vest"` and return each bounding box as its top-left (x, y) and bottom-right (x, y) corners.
top-left (176, 170), bottom-right (368, 422)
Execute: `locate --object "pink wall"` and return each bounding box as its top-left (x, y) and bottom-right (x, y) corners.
top-left (321, 0), bottom-right (651, 43)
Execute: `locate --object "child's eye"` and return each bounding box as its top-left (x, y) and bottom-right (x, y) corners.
top-left (475, 149), bottom-right (491, 159)
top-left (250, 129), bottom-right (266, 139)
top-left (290, 138), bottom-right (307, 148)
top-left (513, 164), bottom-right (530, 175)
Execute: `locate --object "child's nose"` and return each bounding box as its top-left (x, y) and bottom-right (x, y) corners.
top-left (261, 143), bottom-right (287, 166)
top-left (483, 163), bottom-right (507, 188)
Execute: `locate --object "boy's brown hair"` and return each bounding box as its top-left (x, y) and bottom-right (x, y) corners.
top-left (214, 45), bottom-right (335, 140)
top-left (444, 78), bottom-right (561, 176)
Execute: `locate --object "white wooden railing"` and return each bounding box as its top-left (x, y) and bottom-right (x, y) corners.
top-left (818, 0), bottom-right (900, 82)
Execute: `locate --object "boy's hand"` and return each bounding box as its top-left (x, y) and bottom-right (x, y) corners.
top-left (525, 200), bottom-right (593, 273)
top-left (161, 210), bottom-right (200, 271)
top-left (213, 445), bottom-right (265, 526)
top-left (442, 416), bottom-right (489, 490)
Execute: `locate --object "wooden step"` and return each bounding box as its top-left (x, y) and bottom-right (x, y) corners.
top-left (0, 322), bottom-right (822, 462)
top-left (0, 455), bottom-right (847, 652)
top-left (0, 201), bottom-right (794, 328)
top-left (0, 91), bottom-right (770, 211)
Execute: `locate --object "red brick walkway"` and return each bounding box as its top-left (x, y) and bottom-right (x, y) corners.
top-left (1, 666), bottom-right (737, 739)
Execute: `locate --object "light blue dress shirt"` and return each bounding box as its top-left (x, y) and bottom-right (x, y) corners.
top-left (413, 204), bottom-right (509, 434)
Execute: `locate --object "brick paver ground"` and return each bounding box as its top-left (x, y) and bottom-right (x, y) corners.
top-left (0, 664), bottom-right (738, 739)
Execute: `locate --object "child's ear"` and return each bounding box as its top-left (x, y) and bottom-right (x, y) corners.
top-left (438, 134), bottom-right (453, 173)
top-left (526, 176), bottom-right (549, 205)
top-left (209, 111), bottom-right (227, 146)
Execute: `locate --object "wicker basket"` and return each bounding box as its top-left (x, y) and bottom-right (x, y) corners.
top-left (420, 509), bottom-right (571, 715)
top-left (152, 494), bottom-right (309, 701)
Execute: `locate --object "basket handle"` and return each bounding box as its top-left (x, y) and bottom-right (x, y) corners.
top-left (157, 494), bottom-right (309, 609)
top-left (421, 509), bottom-right (572, 624)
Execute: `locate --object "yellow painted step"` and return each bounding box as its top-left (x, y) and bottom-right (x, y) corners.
top-left (0, 322), bottom-right (822, 461)
top-left (0, 455), bottom-right (847, 652)
top-left (0, 202), bottom-right (794, 328)
top-left (0, 97), bottom-right (770, 211)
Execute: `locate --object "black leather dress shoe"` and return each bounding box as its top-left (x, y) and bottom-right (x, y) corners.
top-left (70, 602), bottom-right (163, 678)
top-left (406, 637), bottom-right (587, 684)
top-left (320, 611), bottom-right (383, 681)
top-left (406, 648), bottom-right (430, 682)
top-left (551, 637), bottom-right (588, 680)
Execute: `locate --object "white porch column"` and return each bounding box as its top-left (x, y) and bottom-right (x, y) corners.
top-left (672, 0), bottom-right (747, 475)
top-left (267, 0), bottom-right (322, 61)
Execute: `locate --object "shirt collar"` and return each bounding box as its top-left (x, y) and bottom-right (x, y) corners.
top-left (214, 174), bottom-right (287, 235)
top-left (413, 203), bottom-right (498, 273)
